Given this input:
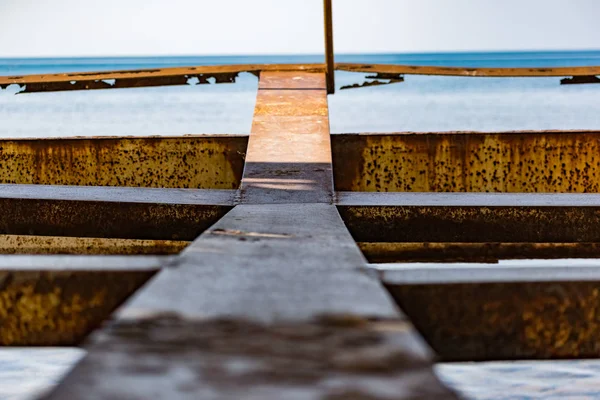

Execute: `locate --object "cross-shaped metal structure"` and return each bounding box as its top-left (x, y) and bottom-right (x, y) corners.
top-left (1, 2), bottom-right (600, 398)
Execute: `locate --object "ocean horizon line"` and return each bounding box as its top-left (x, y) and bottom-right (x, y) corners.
top-left (1, 49), bottom-right (600, 61)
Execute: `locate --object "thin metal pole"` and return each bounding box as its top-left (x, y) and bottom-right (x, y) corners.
top-left (323, 0), bottom-right (335, 94)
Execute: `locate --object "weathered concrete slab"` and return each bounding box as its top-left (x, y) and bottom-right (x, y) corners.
top-left (381, 262), bottom-right (600, 361)
top-left (332, 131), bottom-right (600, 192)
top-left (337, 192), bottom-right (600, 243)
top-left (0, 185), bottom-right (233, 240)
top-left (0, 135), bottom-right (247, 189)
top-left (0, 255), bottom-right (162, 345)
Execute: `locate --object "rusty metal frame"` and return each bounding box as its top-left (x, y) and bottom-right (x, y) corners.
top-left (0, 2), bottom-right (599, 398)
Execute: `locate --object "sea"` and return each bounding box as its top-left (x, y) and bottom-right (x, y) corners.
top-left (1, 51), bottom-right (600, 399)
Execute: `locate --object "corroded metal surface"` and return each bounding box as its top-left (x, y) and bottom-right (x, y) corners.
top-left (336, 63), bottom-right (600, 77)
top-left (0, 64), bottom-right (324, 93)
top-left (0, 256), bottom-right (161, 346)
top-left (360, 242), bottom-right (600, 263)
top-left (45, 316), bottom-right (459, 400)
top-left (258, 71), bottom-right (326, 89)
top-left (118, 204), bottom-right (398, 322)
top-left (340, 73), bottom-right (404, 90)
top-left (336, 193), bottom-right (600, 243)
top-left (4, 62), bottom-right (598, 94)
top-left (0, 198), bottom-right (230, 240)
top-left (561, 75), bottom-right (600, 84)
top-left (0, 235), bottom-right (188, 255)
top-left (332, 131), bottom-right (600, 192)
top-left (323, 0), bottom-right (335, 94)
top-left (382, 265), bottom-right (600, 360)
top-left (34, 72), bottom-right (457, 398)
top-left (241, 72), bottom-right (333, 204)
top-left (0, 135), bottom-right (247, 189)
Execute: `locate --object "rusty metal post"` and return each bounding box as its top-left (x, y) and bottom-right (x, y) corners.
top-left (323, 0), bottom-right (335, 94)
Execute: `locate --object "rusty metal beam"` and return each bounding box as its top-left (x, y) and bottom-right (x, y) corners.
top-left (0, 255), bottom-right (162, 346)
top-left (0, 185), bottom-right (234, 240)
top-left (241, 71), bottom-right (332, 204)
top-left (360, 242), bottom-right (600, 263)
top-left (323, 0), bottom-right (335, 94)
top-left (381, 262), bottom-right (600, 360)
top-left (0, 135), bottom-right (247, 189)
top-left (332, 131), bottom-right (600, 193)
top-left (4, 63), bottom-right (600, 94)
top-left (337, 192), bottom-right (600, 243)
top-left (0, 235), bottom-right (188, 255)
top-left (0, 64), bottom-right (324, 93)
top-left (336, 63), bottom-right (600, 77)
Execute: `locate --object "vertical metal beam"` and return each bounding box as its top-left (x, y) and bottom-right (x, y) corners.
top-left (323, 0), bottom-right (335, 94)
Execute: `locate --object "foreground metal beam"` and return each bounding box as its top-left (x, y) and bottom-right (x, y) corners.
top-left (45, 73), bottom-right (459, 399)
top-left (332, 131), bottom-right (600, 192)
top-left (381, 262), bottom-right (600, 360)
top-left (336, 63), bottom-right (600, 77)
top-left (0, 256), bottom-right (162, 345)
top-left (0, 64), bottom-right (324, 93)
top-left (337, 192), bottom-right (600, 243)
top-left (0, 135), bottom-right (247, 189)
top-left (0, 185), bottom-right (234, 240)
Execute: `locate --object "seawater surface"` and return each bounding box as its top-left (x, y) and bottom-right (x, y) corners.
top-left (1, 51), bottom-right (600, 399)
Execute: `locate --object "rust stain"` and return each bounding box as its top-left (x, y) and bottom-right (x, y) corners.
top-left (0, 235), bottom-right (189, 255)
top-left (0, 199), bottom-right (230, 241)
top-left (0, 64), bottom-right (326, 93)
top-left (338, 205), bottom-right (600, 243)
top-left (336, 63), bottom-right (600, 78)
top-left (0, 270), bottom-right (155, 345)
top-left (0, 135), bottom-right (247, 189)
top-left (359, 242), bottom-right (600, 263)
top-left (332, 131), bottom-right (600, 193)
top-left (387, 282), bottom-right (600, 360)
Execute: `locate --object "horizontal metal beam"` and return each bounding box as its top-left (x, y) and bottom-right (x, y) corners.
top-left (0, 135), bottom-right (247, 189)
top-left (381, 262), bottom-right (600, 360)
top-left (337, 192), bottom-right (600, 243)
top-left (332, 131), bottom-right (600, 193)
top-left (4, 62), bottom-right (598, 94)
top-left (0, 255), bottom-right (164, 345)
top-left (359, 242), bottom-right (600, 263)
top-left (0, 185), bottom-right (234, 240)
top-left (0, 64), bottom-right (324, 93)
top-left (336, 63), bottom-right (600, 77)
top-left (0, 235), bottom-right (188, 255)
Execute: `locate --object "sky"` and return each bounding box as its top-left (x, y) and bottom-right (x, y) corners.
top-left (0, 0), bottom-right (599, 57)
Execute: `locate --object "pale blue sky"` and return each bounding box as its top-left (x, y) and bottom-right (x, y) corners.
top-left (1, 0), bottom-right (599, 57)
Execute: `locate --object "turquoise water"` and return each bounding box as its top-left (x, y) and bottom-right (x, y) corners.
top-left (1, 52), bottom-right (600, 399)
